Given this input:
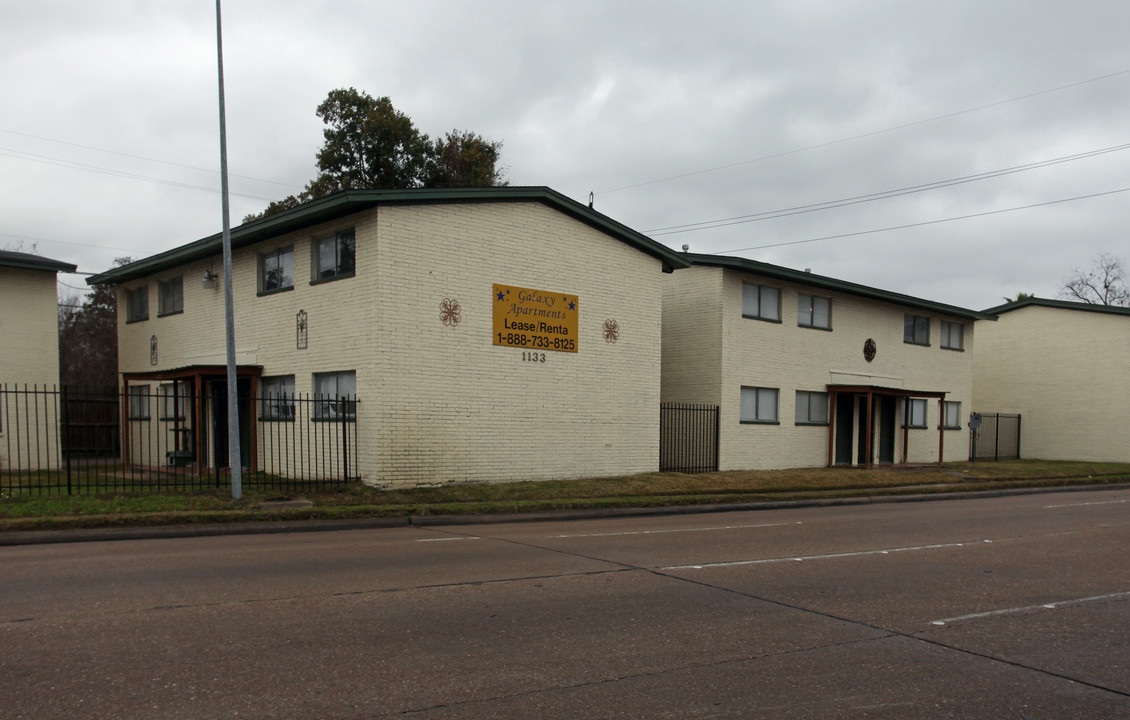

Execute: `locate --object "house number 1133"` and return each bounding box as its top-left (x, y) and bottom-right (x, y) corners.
top-left (522, 352), bottom-right (546, 363)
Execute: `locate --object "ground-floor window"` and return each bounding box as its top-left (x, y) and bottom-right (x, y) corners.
top-left (128, 385), bottom-right (151, 420)
top-left (795, 390), bottom-right (829, 425)
top-left (740, 386), bottom-right (779, 424)
top-left (260, 375), bottom-right (296, 420)
top-left (902, 398), bottom-right (927, 428)
top-left (313, 371), bottom-right (356, 420)
top-left (941, 401), bottom-right (961, 430)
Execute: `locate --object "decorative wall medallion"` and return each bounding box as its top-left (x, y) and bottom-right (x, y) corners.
top-left (296, 310), bottom-right (308, 350)
top-left (150, 335), bottom-right (158, 365)
top-left (440, 298), bottom-right (461, 327)
top-left (603, 319), bottom-right (620, 344)
top-left (863, 338), bottom-right (877, 362)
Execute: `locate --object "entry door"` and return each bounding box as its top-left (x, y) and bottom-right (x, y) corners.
top-left (878, 396), bottom-right (896, 464)
top-left (211, 379), bottom-right (252, 469)
top-left (834, 394), bottom-right (855, 465)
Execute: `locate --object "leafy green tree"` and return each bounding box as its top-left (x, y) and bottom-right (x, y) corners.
top-left (245, 89), bottom-right (506, 222)
top-left (60, 257), bottom-right (130, 388)
top-left (1001, 292), bottom-right (1034, 303)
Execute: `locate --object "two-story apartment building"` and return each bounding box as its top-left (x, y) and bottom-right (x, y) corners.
top-left (1, 250), bottom-right (77, 471)
top-left (87, 187), bottom-right (689, 487)
top-left (974, 298), bottom-right (1130, 463)
top-left (662, 253), bottom-right (990, 470)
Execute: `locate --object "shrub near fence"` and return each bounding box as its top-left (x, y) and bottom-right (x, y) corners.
top-left (1, 384), bottom-right (359, 495)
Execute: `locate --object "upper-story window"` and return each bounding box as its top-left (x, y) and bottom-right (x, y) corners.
top-left (158, 276), bottom-right (183, 316)
top-left (315, 229), bottom-right (356, 282)
top-left (940, 321), bottom-right (964, 350)
top-left (797, 294), bottom-right (831, 330)
top-left (259, 246), bottom-right (295, 294)
top-left (903, 314), bottom-right (930, 346)
top-left (126, 286), bottom-right (149, 323)
top-left (742, 283), bottom-right (780, 322)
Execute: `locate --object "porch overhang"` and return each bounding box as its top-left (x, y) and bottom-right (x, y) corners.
top-left (825, 384), bottom-right (949, 469)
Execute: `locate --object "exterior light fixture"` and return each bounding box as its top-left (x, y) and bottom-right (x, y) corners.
top-left (202, 270), bottom-right (217, 289)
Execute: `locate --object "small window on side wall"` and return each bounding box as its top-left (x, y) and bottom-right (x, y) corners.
top-left (314, 230), bottom-right (356, 282)
top-left (797, 294), bottom-right (831, 329)
top-left (260, 375), bottom-right (296, 420)
top-left (259, 247), bottom-right (295, 294)
top-left (740, 386), bottom-right (779, 423)
top-left (941, 401), bottom-right (961, 429)
top-left (941, 321), bottom-right (964, 350)
top-left (158, 276), bottom-right (183, 316)
top-left (313, 370), bottom-right (356, 420)
top-left (904, 314), bottom-right (929, 345)
top-left (742, 283), bottom-right (780, 322)
top-left (128, 385), bottom-right (151, 420)
top-left (902, 398), bottom-right (927, 428)
top-left (795, 391), bottom-right (829, 425)
top-left (126, 286), bottom-right (149, 323)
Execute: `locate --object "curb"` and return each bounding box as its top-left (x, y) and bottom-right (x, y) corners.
top-left (2, 482), bottom-right (1126, 547)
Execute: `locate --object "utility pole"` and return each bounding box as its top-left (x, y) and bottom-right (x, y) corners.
top-left (215, 0), bottom-right (242, 499)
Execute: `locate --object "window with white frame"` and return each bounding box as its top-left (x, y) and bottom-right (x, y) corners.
top-left (797, 294), bottom-right (831, 330)
top-left (158, 276), bottom-right (183, 316)
top-left (159, 383), bottom-right (189, 420)
top-left (941, 401), bottom-right (961, 429)
top-left (941, 321), bottom-right (964, 350)
top-left (740, 386), bottom-right (779, 423)
top-left (126, 286), bottom-right (148, 323)
top-left (313, 371), bottom-right (356, 420)
top-left (259, 247), bottom-right (295, 294)
top-left (742, 283), bottom-right (780, 322)
top-left (314, 229), bottom-right (356, 282)
top-left (128, 385), bottom-right (151, 420)
top-left (795, 390), bottom-right (829, 425)
top-left (260, 375), bottom-right (296, 420)
top-left (902, 398), bottom-right (927, 428)
top-left (903, 314), bottom-right (930, 345)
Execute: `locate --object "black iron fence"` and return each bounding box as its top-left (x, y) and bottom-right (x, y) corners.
top-left (1, 384), bottom-right (360, 495)
top-left (970, 412), bottom-right (1021, 461)
top-left (660, 402), bottom-right (719, 473)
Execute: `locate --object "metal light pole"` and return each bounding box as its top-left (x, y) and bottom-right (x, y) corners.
top-left (215, 0), bottom-right (242, 499)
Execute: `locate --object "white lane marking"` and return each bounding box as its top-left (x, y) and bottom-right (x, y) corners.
top-left (547, 521), bottom-right (801, 539)
top-left (929, 590), bottom-right (1130, 626)
top-left (416, 537), bottom-right (480, 542)
top-left (1044, 499), bottom-right (1130, 509)
top-left (665, 539), bottom-right (993, 570)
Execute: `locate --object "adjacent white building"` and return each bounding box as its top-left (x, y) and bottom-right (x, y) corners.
top-left (662, 254), bottom-right (989, 469)
top-left (974, 298), bottom-right (1130, 463)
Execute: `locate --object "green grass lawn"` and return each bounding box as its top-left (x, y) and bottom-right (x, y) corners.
top-left (2, 460), bottom-right (1128, 532)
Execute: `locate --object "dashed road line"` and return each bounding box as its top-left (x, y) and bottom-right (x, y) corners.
top-left (547, 521), bottom-right (801, 539)
top-left (665, 539), bottom-right (994, 570)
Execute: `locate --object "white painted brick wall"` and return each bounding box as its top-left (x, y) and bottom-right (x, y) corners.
top-left (118, 201), bottom-right (665, 486)
top-left (974, 306), bottom-right (1129, 462)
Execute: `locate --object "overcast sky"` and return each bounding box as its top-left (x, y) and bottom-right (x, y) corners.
top-left (3, 0), bottom-right (1128, 311)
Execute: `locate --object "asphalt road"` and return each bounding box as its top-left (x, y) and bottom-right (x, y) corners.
top-left (1, 488), bottom-right (1128, 719)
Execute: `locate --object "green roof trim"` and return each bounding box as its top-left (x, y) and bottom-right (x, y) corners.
top-left (86, 186), bottom-right (690, 285)
top-left (0, 250), bottom-right (77, 274)
top-left (982, 297), bottom-right (1130, 317)
top-left (684, 252), bottom-right (994, 321)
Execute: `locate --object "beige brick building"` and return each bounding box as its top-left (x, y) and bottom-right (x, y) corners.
top-left (974, 298), bottom-right (1130, 462)
top-left (87, 187), bottom-right (688, 487)
top-left (662, 254), bottom-right (988, 470)
top-left (1, 251), bottom-right (77, 470)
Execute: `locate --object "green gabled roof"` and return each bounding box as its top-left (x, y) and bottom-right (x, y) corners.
top-left (982, 297), bottom-right (1130, 317)
top-left (86, 186), bottom-right (690, 285)
top-left (0, 250), bottom-right (77, 274)
top-left (684, 252), bottom-right (994, 321)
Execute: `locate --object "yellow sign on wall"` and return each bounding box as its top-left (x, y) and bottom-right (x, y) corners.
top-left (493, 283), bottom-right (579, 353)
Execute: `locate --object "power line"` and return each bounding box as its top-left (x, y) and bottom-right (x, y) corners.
top-left (0, 147), bottom-right (280, 201)
top-left (0, 128), bottom-right (300, 189)
top-left (713, 186), bottom-right (1130, 254)
top-left (597, 68), bottom-right (1130, 195)
top-left (646, 141), bottom-right (1130, 236)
